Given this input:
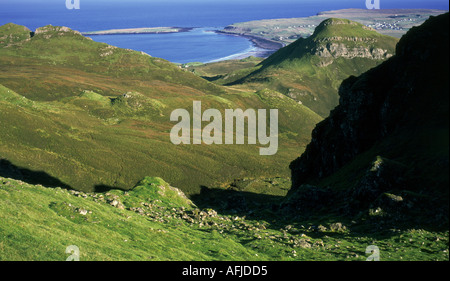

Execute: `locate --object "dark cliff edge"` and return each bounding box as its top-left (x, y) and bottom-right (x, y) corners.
top-left (285, 13), bottom-right (449, 228)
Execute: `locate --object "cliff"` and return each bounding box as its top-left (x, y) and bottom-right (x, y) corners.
top-left (287, 13), bottom-right (449, 226)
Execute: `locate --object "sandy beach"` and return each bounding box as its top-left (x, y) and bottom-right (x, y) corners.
top-left (213, 30), bottom-right (284, 61)
top-left (82, 27), bottom-right (193, 36)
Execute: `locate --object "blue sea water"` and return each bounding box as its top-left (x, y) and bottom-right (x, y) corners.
top-left (1, 0), bottom-right (448, 63)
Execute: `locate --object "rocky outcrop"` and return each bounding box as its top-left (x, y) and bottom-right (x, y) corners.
top-left (34, 25), bottom-right (82, 39)
top-left (306, 18), bottom-right (396, 61)
top-left (233, 18), bottom-right (399, 118)
top-left (312, 43), bottom-right (392, 60)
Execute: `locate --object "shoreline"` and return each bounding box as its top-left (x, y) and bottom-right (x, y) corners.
top-left (210, 30), bottom-right (284, 62)
top-left (82, 26), bottom-right (284, 63)
top-left (205, 46), bottom-right (275, 63)
top-left (215, 30), bottom-right (285, 51)
top-left (82, 27), bottom-right (193, 36)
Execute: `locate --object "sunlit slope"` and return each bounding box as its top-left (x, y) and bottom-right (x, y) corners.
top-left (0, 24), bottom-right (322, 194)
top-left (226, 18), bottom-right (399, 117)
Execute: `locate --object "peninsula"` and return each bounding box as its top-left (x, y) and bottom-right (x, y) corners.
top-left (82, 26), bottom-right (193, 36)
top-left (220, 9), bottom-right (447, 45)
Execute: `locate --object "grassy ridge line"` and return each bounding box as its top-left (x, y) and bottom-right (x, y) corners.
top-left (0, 24), bottom-right (224, 101)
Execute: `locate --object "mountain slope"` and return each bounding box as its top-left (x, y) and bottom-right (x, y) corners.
top-left (0, 23), bottom-right (322, 194)
top-left (1, 175), bottom-right (448, 261)
top-left (228, 18), bottom-right (399, 117)
top-left (287, 13), bottom-right (449, 228)
top-left (0, 24), bottom-right (224, 101)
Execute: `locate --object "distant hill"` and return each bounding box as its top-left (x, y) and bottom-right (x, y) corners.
top-left (228, 18), bottom-right (399, 117)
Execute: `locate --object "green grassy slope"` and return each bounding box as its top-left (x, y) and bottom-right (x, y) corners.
top-left (1, 176), bottom-right (447, 261)
top-left (1, 17), bottom-right (448, 262)
top-left (0, 24), bottom-right (322, 194)
top-left (0, 24), bottom-right (223, 101)
top-left (185, 57), bottom-right (264, 81)
top-left (0, 23), bottom-right (31, 47)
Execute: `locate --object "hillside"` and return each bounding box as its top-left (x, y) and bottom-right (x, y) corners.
top-left (226, 18), bottom-right (399, 117)
top-left (1, 14), bottom-right (449, 262)
top-left (1, 175), bottom-right (447, 261)
top-left (287, 13), bottom-right (449, 230)
top-left (0, 23), bottom-right (322, 194)
top-left (0, 24), bottom-right (223, 101)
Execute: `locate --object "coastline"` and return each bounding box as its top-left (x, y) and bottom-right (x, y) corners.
top-left (82, 26), bottom-right (285, 63)
top-left (215, 30), bottom-right (285, 50)
top-left (82, 27), bottom-right (193, 36)
top-left (213, 30), bottom-right (284, 61)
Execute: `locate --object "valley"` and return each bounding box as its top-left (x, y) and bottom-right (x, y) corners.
top-left (0, 10), bottom-right (448, 262)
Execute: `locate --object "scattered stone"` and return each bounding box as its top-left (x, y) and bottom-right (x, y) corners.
top-left (329, 222), bottom-right (346, 232)
top-left (298, 239), bottom-right (311, 249)
top-left (318, 225), bottom-right (327, 232)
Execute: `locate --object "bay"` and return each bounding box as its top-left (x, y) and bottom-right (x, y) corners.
top-left (1, 0), bottom-right (448, 63)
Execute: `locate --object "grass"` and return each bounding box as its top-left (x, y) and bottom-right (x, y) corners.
top-left (0, 23), bottom-right (323, 195)
top-left (202, 18), bottom-right (399, 118)
top-left (1, 16), bottom-right (448, 262)
top-left (0, 176), bottom-right (448, 261)
top-left (186, 57), bottom-right (264, 80)
top-left (0, 81), bottom-right (321, 194)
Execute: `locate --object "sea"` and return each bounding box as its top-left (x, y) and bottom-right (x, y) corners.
top-left (1, 0), bottom-right (448, 63)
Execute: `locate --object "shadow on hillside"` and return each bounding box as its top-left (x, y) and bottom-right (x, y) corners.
top-left (94, 184), bottom-right (120, 193)
top-left (191, 183), bottom-right (449, 238)
top-left (0, 158), bottom-right (72, 190)
top-left (190, 185), bottom-right (284, 218)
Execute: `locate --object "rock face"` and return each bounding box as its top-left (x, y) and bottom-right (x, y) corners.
top-left (288, 13), bottom-right (449, 224)
top-left (308, 19), bottom-right (394, 60)
top-left (313, 42), bottom-right (392, 60)
top-left (260, 18), bottom-right (398, 67)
